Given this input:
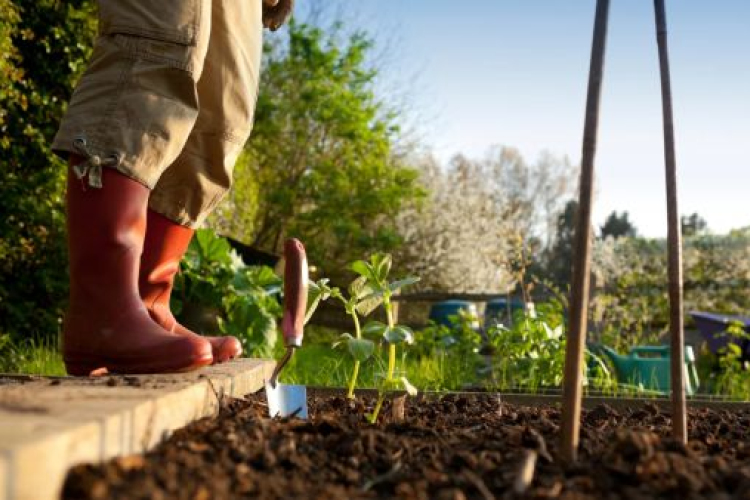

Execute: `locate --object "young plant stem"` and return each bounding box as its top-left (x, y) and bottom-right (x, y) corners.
top-left (347, 361), bottom-right (360, 399)
top-left (370, 297), bottom-right (395, 423)
top-left (346, 309), bottom-right (363, 399)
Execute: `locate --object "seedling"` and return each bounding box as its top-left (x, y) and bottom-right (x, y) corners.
top-left (348, 254), bottom-right (419, 423)
top-left (307, 275), bottom-right (380, 398)
top-left (329, 274), bottom-right (382, 399)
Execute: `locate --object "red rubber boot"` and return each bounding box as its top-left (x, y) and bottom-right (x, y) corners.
top-left (140, 210), bottom-right (242, 363)
top-left (63, 165), bottom-right (213, 376)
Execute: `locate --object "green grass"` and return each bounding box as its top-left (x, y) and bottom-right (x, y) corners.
top-left (0, 334), bottom-right (481, 392)
top-left (0, 337), bottom-right (66, 376)
top-left (280, 343), bottom-right (481, 392)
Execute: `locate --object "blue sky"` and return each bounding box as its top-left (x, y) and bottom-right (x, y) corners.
top-left (301, 1), bottom-right (750, 237)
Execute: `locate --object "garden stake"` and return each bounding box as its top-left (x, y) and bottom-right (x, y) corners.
top-left (266, 238), bottom-right (309, 418)
top-left (654, 0), bottom-right (687, 444)
top-left (513, 449), bottom-right (538, 495)
top-left (560, 0), bottom-right (610, 463)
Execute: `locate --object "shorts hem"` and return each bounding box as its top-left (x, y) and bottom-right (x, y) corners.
top-left (52, 132), bottom-right (156, 190)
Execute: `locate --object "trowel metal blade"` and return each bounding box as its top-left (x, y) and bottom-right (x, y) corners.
top-left (265, 381), bottom-right (308, 419)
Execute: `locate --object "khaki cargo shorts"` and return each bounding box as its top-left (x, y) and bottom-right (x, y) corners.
top-left (52, 0), bottom-right (263, 227)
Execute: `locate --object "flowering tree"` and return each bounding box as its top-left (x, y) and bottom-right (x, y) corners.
top-left (589, 229), bottom-right (750, 351)
top-left (395, 148), bottom-right (577, 293)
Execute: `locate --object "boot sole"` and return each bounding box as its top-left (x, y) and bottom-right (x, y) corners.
top-left (64, 352), bottom-right (213, 377)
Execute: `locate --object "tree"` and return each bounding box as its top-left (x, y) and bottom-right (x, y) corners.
top-left (600, 210), bottom-right (637, 239)
top-left (212, 20), bottom-right (423, 281)
top-left (542, 199), bottom-right (579, 287)
top-left (395, 149), bottom-right (577, 293)
top-left (1, 1), bottom-right (96, 341)
top-left (474, 146), bottom-right (578, 250)
top-left (681, 212), bottom-right (708, 237)
top-left (394, 155), bottom-right (517, 293)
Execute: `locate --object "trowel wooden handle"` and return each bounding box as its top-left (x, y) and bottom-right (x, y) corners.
top-left (282, 238), bottom-right (308, 347)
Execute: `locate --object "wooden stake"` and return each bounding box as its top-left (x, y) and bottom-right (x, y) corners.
top-left (654, 0), bottom-right (687, 444)
top-left (513, 450), bottom-right (538, 495)
top-left (560, 0), bottom-right (610, 463)
top-left (391, 394), bottom-right (406, 422)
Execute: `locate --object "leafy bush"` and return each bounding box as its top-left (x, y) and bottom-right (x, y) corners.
top-left (486, 300), bottom-right (613, 391)
top-left (589, 231), bottom-right (750, 352)
top-left (414, 310), bottom-right (483, 359)
top-left (213, 20), bottom-right (424, 283)
top-left (1, 1), bottom-right (96, 342)
top-left (699, 321), bottom-right (750, 399)
top-left (174, 230), bottom-right (282, 358)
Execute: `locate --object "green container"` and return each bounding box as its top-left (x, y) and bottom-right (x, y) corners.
top-left (597, 345), bottom-right (700, 395)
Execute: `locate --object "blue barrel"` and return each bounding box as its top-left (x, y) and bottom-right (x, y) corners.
top-left (484, 298), bottom-right (525, 328)
top-left (428, 300), bottom-right (478, 328)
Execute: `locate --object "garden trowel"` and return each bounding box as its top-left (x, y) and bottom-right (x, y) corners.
top-left (265, 238), bottom-right (308, 418)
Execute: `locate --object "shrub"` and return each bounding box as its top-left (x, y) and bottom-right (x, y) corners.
top-left (0, 1), bottom-right (96, 342)
top-left (174, 230), bottom-right (283, 358)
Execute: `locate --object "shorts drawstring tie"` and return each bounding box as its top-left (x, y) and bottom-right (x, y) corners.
top-left (72, 137), bottom-right (122, 188)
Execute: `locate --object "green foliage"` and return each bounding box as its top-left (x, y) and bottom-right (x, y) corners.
top-left (589, 237), bottom-right (669, 351)
top-left (541, 199), bottom-right (578, 287)
top-left (600, 210), bottom-right (637, 239)
top-left (414, 311), bottom-right (483, 359)
top-left (175, 229), bottom-right (283, 358)
top-left (279, 343), bottom-right (478, 393)
top-left (327, 253), bottom-right (419, 401)
top-left (486, 300), bottom-right (614, 391)
top-left (704, 322), bottom-right (750, 399)
top-left (587, 232), bottom-right (750, 353)
top-left (0, 336), bottom-right (65, 376)
top-left (347, 253), bottom-right (419, 422)
top-left (0, 0), bottom-right (96, 341)
top-left (335, 333), bottom-right (375, 362)
top-left (324, 274), bottom-right (379, 398)
top-left (216, 20), bottom-right (424, 280)
top-left (682, 212), bottom-right (708, 237)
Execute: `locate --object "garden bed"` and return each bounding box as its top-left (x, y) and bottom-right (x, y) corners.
top-left (63, 392), bottom-right (750, 499)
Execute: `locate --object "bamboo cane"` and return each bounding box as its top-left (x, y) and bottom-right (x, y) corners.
top-left (654, 0), bottom-right (687, 444)
top-left (560, 0), bottom-right (610, 463)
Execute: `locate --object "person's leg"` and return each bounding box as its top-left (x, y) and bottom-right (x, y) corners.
top-left (53, 0), bottom-right (215, 375)
top-left (142, 0), bottom-right (263, 362)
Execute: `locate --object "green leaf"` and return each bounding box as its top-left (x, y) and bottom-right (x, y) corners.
top-left (351, 260), bottom-right (374, 281)
top-left (356, 290), bottom-right (384, 316)
top-left (542, 322), bottom-right (563, 340)
top-left (363, 321), bottom-right (388, 337)
top-left (251, 266), bottom-right (284, 288)
top-left (383, 325), bottom-right (414, 345)
top-left (348, 338), bottom-right (375, 362)
top-left (400, 376), bottom-right (418, 396)
top-left (229, 250), bottom-right (246, 271)
top-left (375, 254), bottom-right (392, 281)
top-left (333, 332), bottom-right (354, 349)
top-left (388, 276), bottom-right (420, 293)
top-left (306, 279), bottom-right (333, 324)
top-left (348, 275), bottom-right (368, 300)
top-left (193, 229), bottom-right (232, 265)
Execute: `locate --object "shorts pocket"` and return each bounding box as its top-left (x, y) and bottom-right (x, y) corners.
top-left (98, 0), bottom-right (200, 46)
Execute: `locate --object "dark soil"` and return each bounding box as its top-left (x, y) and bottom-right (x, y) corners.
top-left (63, 393), bottom-right (750, 499)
